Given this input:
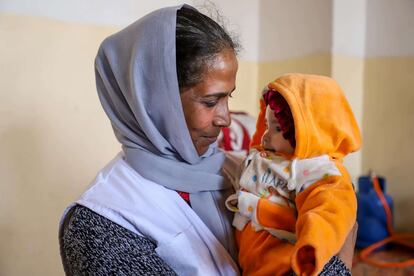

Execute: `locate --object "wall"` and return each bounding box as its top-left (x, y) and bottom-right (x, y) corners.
top-left (0, 13), bottom-right (121, 276)
top-left (331, 0), bottom-right (366, 182)
top-left (257, 0), bottom-right (333, 88)
top-left (362, 0), bottom-right (414, 231)
top-left (330, 0), bottom-right (414, 232)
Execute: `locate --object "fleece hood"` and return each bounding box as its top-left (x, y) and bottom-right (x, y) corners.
top-left (251, 73), bottom-right (362, 159)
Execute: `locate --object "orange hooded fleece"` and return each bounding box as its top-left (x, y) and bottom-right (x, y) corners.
top-left (236, 74), bottom-right (362, 276)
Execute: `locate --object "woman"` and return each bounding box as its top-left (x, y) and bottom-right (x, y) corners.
top-left (59, 5), bottom-right (354, 275)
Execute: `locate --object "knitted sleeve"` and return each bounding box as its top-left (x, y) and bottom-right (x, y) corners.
top-left (319, 256), bottom-right (351, 276)
top-left (60, 206), bottom-right (350, 276)
top-left (60, 205), bottom-right (177, 276)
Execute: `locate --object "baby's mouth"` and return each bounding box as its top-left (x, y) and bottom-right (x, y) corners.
top-left (263, 146), bottom-right (276, 152)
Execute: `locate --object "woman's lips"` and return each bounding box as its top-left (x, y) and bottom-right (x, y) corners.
top-left (202, 135), bottom-right (218, 143)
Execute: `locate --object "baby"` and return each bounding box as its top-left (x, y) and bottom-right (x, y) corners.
top-left (226, 73), bottom-right (361, 275)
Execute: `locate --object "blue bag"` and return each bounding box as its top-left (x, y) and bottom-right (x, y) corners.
top-left (356, 175), bottom-right (394, 249)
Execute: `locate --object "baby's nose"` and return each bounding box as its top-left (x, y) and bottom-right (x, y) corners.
top-left (262, 132), bottom-right (269, 145)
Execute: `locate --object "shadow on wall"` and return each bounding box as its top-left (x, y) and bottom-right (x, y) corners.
top-left (0, 109), bottom-right (118, 275)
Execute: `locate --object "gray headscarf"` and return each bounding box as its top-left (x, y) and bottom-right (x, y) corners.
top-left (94, 4), bottom-right (236, 258)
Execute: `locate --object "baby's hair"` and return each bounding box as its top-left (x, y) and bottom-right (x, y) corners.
top-left (263, 90), bottom-right (296, 148)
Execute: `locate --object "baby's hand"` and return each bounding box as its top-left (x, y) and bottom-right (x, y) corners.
top-left (296, 245), bottom-right (316, 275)
top-left (225, 193), bottom-right (239, 212)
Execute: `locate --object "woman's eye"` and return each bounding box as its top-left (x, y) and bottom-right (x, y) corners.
top-left (203, 101), bottom-right (218, 108)
top-left (276, 126), bottom-right (282, 132)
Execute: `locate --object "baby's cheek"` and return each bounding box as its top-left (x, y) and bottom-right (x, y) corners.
top-left (269, 136), bottom-right (280, 148)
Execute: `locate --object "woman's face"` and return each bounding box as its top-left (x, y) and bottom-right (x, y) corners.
top-left (180, 49), bottom-right (238, 156)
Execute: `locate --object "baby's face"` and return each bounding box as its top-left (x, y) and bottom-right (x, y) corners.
top-left (261, 106), bottom-right (294, 155)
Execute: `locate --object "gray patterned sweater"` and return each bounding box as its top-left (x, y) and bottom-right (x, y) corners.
top-left (60, 205), bottom-right (351, 275)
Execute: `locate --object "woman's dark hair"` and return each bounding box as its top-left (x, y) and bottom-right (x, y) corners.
top-left (176, 7), bottom-right (240, 90)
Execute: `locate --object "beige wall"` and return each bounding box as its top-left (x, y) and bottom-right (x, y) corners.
top-left (258, 54), bottom-right (332, 88)
top-left (360, 0), bottom-right (414, 231)
top-left (362, 57), bottom-right (414, 231)
top-left (331, 55), bottom-right (365, 183)
top-left (0, 14), bottom-right (121, 275)
top-left (232, 61), bottom-right (260, 115)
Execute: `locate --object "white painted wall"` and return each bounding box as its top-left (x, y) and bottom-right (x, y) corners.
top-left (4, 0), bottom-right (414, 60)
top-left (258, 0), bottom-right (332, 61)
top-left (0, 0), bottom-right (188, 26)
top-left (332, 0), bottom-right (366, 58)
top-left (365, 0), bottom-right (414, 57)
top-left (196, 0), bottom-right (260, 61)
top-left (329, 0), bottom-right (414, 58)
top-left (0, 0), bottom-right (260, 60)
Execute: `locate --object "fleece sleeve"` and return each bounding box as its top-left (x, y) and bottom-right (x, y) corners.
top-left (291, 174), bottom-right (356, 276)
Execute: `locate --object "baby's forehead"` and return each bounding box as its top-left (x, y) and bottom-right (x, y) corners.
top-left (265, 106), bottom-right (278, 124)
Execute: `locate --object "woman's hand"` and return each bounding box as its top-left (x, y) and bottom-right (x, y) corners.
top-left (337, 223), bottom-right (358, 269)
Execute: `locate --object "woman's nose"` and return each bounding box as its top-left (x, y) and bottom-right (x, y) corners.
top-left (213, 103), bottom-right (231, 128)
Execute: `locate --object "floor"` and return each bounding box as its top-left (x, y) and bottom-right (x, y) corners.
top-left (352, 247), bottom-right (414, 276)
